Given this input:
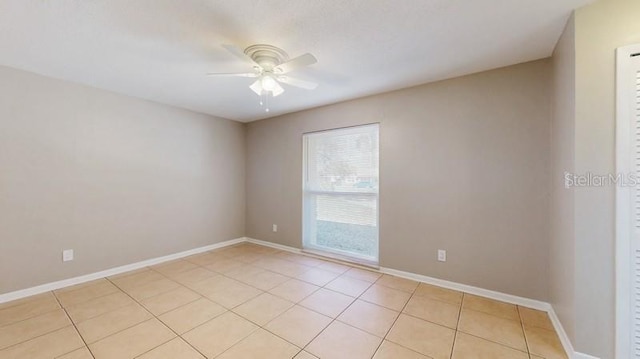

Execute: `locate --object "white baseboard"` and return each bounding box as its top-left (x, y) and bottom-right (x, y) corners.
top-left (248, 237), bottom-right (550, 310)
top-left (379, 266), bottom-right (550, 312)
top-left (246, 238), bottom-right (303, 254)
top-left (548, 306), bottom-right (575, 358)
top-left (0, 237), bottom-right (246, 304)
top-left (0, 235), bottom-right (598, 359)
top-left (248, 237), bottom-right (596, 359)
top-left (386, 266), bottom-right (603, 358)
top-left (543, 299), bottom-right (601, 359)
top-left (574, 353), bottom-right (600, 359)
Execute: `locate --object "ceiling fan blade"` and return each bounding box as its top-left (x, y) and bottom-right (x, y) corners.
top-left (277, 76), bottom-right (318, 90)
top-left (222, 44), bottom-right (259, 67)
top-left (273, 53), bottom-right (317, 74)
top-left (206, 72), bottom-right (259, 78)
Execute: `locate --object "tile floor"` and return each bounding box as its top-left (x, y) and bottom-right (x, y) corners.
top-left (0, 243), bottom-right (568, 359)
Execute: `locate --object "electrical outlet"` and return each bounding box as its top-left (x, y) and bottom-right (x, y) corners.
top-left (272, 224), bottom-right (278, 232)
top-left (437, 249), bottom-right (446, 262)
top-left (62, 249), bottom-right (74, 262)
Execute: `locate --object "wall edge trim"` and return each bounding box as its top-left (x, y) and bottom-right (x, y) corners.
top-left (2, 235), bottom-right (593, 359)
top-left (247, 237), bottom-right (548, 309)
top-left (0, 237), bottom-right (246, 304)
top-left (246, 237), bottom-right (593, 359)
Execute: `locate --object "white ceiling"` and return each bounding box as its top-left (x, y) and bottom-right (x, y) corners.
top-left (0, 0), bottom-right (591, 122)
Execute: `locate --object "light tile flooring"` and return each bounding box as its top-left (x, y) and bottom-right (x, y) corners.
top-left (0, 243), bottom-right (567, 359)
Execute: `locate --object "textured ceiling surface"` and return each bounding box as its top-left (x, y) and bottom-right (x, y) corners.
top-left (0, 0), bottom-right (591, 122)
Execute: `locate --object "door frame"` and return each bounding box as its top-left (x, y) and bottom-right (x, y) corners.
top-left (615, 43), bottom-right (640, 359)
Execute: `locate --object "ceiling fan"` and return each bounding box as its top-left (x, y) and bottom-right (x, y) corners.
top-left (208, 44), bottom-right (318, 112)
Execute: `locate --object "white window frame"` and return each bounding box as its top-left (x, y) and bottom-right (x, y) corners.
top-left (615, 43), bottom-right (640, 359)
top-left (302, 124), bottom-right (380, 265)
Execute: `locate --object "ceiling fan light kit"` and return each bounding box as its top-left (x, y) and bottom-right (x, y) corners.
top-left (208, 44), bottom-right (318, 112)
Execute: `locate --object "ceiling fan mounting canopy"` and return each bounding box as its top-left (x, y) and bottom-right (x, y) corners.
top-left (243, 44), bottom-right (289, 71)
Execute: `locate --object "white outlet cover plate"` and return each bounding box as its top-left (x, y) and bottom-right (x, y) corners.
top-left (62, 249), bottom-right (74, 262)
top-left (437, 250), bottom-right (446, 262)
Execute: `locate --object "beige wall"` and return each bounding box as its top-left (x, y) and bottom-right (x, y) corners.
top-left (550, 15), bottom-right (576, 345)
top-left (571, 0), bottom-right (640, 357)
top-left (246, 60), bottom-right (552, 300)
top-left (0, 65), bottom-right (245, 294)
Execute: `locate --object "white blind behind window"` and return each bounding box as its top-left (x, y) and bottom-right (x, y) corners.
top-left (302, 124), bottom-right (379, 262)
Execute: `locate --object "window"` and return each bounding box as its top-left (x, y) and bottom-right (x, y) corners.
top-left (302, 124), bottom-right (379, 264)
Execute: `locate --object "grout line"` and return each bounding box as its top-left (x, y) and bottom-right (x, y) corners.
top-left (368, 279), bottom-right (420, 358)
top-left (0, 304), bottom-right (60, 329)
top-left (131, 249), bottom-right (277, 341)
top-left (51, 290), bottom-right (97, 359)
top-left (517, 305), bottom-right (534, 359)
top-left (0, 284), bottom-right (136, 353)
top-left (287, 269), bottom-right (384, 356)
top-left (112, 271), bottom-right (179, 301)
top-left (455, 331), bottom-right (531, 355)
top-left (104, 277), bottom-right (210, 359)
top-left (449, 292), bottom-right (465, 359)
top-left (288, 260), bottom-right (459, 358)
top-left (53, 279), bottom-right (112, 295)
top-left (207, 327), bottom-right (262, 359)
top-left (59, 292), bottom-right (119, 311)
top-left (217, 276), bottom-right (355, 355)
top-left (0, 324), bottom-right (85, 356)
top-left (0, 293), bottom-right (51, 312)
top-left (453, 297), bottom-right (533, 356)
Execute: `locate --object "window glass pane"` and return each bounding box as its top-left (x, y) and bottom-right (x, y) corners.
top-left (312, 194), bottom-right (378, 258)
top-left (303, 124), bottom-right (379, 263)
